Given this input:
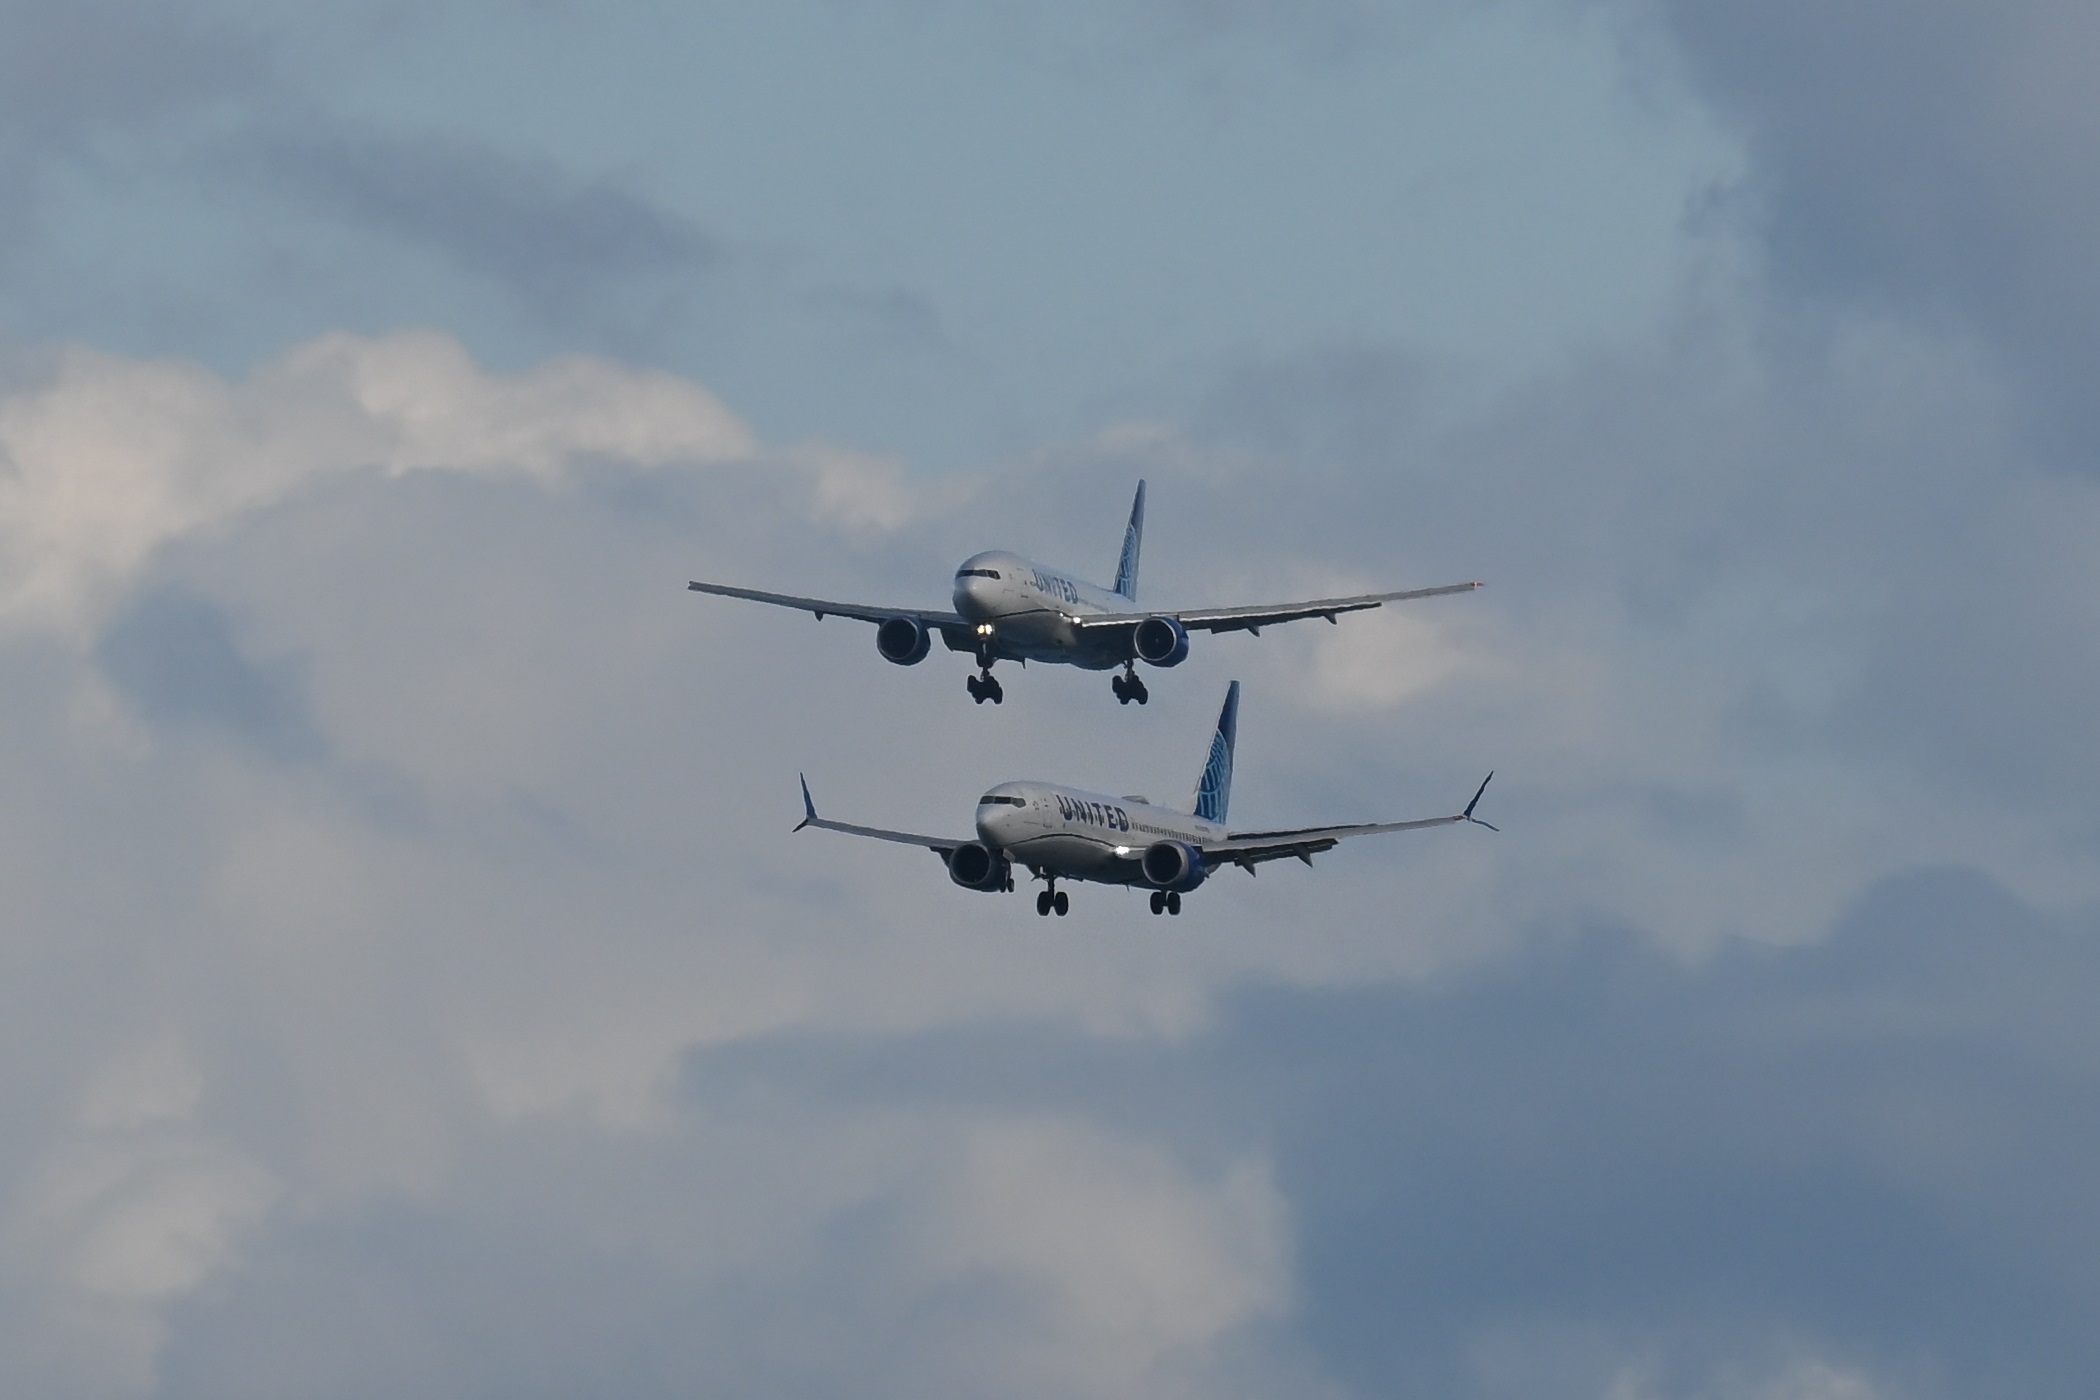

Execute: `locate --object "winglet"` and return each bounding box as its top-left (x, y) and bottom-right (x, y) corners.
top-left (1462, 771), bottom-right (1498, 832)
top-left (796, 773), bottom-right (818, 831)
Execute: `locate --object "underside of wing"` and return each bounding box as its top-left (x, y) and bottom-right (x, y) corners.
top-left (801, 813), bottom-right (966, 856)
top-left (688, 579), bottom-right (967, 629)
top-left (793, 776), bottom-right (967, 857)
top-left (1070, 581), bottom-right (1479, 635)
top-left (1204, 816), bottom-right (1463, 870)
top-left (1201, 773), bottom-right (1497, 871)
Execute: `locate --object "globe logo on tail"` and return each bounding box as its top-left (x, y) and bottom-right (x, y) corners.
top-left (1193, 680), bottom-right (1239, 824)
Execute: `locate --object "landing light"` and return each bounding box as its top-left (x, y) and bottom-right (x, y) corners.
top-left (1114, 846), bottom-right (1131, 856)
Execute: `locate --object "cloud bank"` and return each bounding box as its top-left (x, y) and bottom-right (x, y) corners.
top-left (2, 1), bottom-right (2099, 1396)
top-left (0, 276), bottom-right (2093, 1393)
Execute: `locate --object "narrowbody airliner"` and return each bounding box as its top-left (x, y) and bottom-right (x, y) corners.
top-left (690, 482), bottom-right (1480, 705)
top-left (795, 681), bottom-right (1496, 915)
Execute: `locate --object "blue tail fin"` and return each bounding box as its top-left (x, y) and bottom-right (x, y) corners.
top-left (1190, 680), bottom-right (1239, 824)
top-left (1112, 480), bottom-right (1145, 600)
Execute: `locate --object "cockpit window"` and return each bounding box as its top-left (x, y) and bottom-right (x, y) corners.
top-left (956, 568), bottom-right (1002, 580)
top-left (977, 794), bottom-right (1026, 806)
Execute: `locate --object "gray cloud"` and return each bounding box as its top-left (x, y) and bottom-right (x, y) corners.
top-left (0, 0), bottom-right (266, 273)
top-left (123, 864), bottom-right (2100, 1399)
top-left (676, 864), bottom-right (2100, 1398)
top-left (807, 284), bottom-right (952, 357)
top-left (1142, 0), bottom-right (1397, 57)
top-left (1257, 871), bottom-right (2100, 1398)
top-left (1655, 0), bottom-right (2100, 462)
top-left (1, 318), bottom-right (2095, 1394)
top-left (7, 0), bottom-right (2100, 1368)
top-left (237, 129), bottom-right (721, 335)
top-left (1183, 275), bottom-right (2100, 840)
top-left (1197, 342), bottom-right (1437, 470)
top-left (0, 0), bottom-right (264, 146)
top-left (95, 588), bottom-right (324, 764)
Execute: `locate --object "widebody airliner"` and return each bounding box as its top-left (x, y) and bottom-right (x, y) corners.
top-left (795, 681), bottom-right (1495, 915)
top-left (690, 482), bottom-right (1479, 705)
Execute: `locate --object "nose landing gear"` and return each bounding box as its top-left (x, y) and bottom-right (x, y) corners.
top-left (1111, 665), bottom-right (1149, 706)
top-left (1035, 885), bottom-right (1069, 916)
top-left (967, 667), bottom-right (1005, 704)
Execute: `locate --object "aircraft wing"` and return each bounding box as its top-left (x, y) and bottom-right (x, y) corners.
top-left (688, 579), bottom-right (968, 630)
top-left (793, 776), bottom-right (967, 857)
top-left (1069, 581), bottom-right (1479, 636)
top-left (1202, 773), bottom-right (1497, 872)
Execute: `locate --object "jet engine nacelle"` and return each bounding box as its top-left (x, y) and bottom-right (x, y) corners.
top-left (1140, 840), bottom-right (1208, 892)
top-left (875, 615), bottom-right (933, 666)
top-left (947, 841), bottom-right (1012, 892)
top-left (1133, 616), bottom-right (1190, 668)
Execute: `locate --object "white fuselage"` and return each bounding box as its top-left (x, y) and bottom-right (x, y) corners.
top-left (951, 551), bottom-right (1131, 670)
top-left (972, 779), bottom-right (1222, 886)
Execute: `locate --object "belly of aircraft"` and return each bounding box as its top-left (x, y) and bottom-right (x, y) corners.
top-left (1004, 833), bottom-right (1141, 884)
top-left (987, 609), bottom-right (1121, 669)
top-left (988, 609), bottom-right (1069, 655)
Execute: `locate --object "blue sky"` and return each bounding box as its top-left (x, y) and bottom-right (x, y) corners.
top-left (4, 2), bottom-right (2100, 1397)
top-left (6, 0), bottom-right (1733, 463)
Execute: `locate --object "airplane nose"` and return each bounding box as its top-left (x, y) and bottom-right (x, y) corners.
top-left (977, 802), bottom-right (1026, 844)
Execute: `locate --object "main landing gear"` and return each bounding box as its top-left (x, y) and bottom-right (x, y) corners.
top-left (966, 667), bottom-right (1004, 705)
top-left (1111, 664), bottom-right (1149, 706)
top-left (1148, 890), bottom-right (1181, 916)
top-left (1035, 882), bottom-right (1070, 916)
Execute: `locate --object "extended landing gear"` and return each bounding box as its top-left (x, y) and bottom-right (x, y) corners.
top-left (966, 667), bottom-right (1005, 705)
top-left (1035, 882), bottom-right (1069, 917)
top-left (1111, 665), bottom-right (1149, 706)
top-left (1148, 890), bottom-right (1181, 916)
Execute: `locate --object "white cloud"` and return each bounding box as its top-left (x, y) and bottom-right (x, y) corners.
top-left (1302, 603), bottom-right (1481, 712)
top-left (1, 276), bottom-right (2096, 1396)
top-left (923, 1117), bottom-right (1291, 1398)
top-left (5, 1042), bottom-right (276, 1396)
top-left (1, 0), bottom-right (2097, 1390)
top-left (0, 331), bottom-right (755, 637)
top-left (1603, 1352), bottom-right (1885, 1400)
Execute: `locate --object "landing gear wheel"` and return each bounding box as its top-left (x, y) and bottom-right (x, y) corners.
top-left (1113, 674), bottom-right (1131, 704)
top-left (1036, 890), bottom-right (1052, 916)
top-left (967, 674), bottom-right (986, 703)
top-left (968, 670), bottom-right (1004, 704)
top-left (1053, 890), bottom-right (1069, 917)
top-left (1166, 892), bottom-right (1181, 916)
top-left (1150, 890), bottom-right (1166, 915)
top-left (1120, 666), bottom-right (1149, 706)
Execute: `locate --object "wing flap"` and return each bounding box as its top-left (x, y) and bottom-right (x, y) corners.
top-left (1206, 816), bottom-right (1462, 870)
top-left (1202, 773), bottom-right (1497, 869)
top-left (1069, 581), bottom-right (1480, 634)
